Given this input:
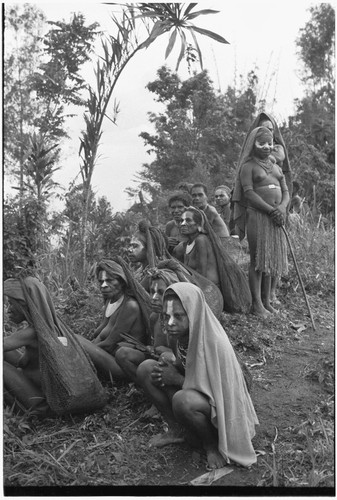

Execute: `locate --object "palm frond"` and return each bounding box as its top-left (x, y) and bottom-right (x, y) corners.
top-left (190, 25), bottom-right (229, 44)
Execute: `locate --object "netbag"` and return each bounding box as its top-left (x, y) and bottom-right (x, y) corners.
top-left (21, 280), bottom-right (107, 415)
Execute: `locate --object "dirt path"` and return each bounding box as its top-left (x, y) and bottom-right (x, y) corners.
top-left (4, 295), bottom-right (334, 494)
top-left (138, 294), bottom-right (334, 491)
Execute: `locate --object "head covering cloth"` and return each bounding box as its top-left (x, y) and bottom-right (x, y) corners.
top-left (4, 276), bottom-right (107, 414)
top-left (156, 259), bottom-right (224, 318)
top-left (240, 112), bottom-right (291, 179)
top-left (146, 267), bottom-right (180, 287)
top-left (136, 220), bottom-right (171, 268)
top-left (232, 126), bottom-right (275, 240)
top-left (233, 113), bottom-right (292, 240)
top-left (112, 256), bottom-right (153, 344)
top-left (4, 277), bottom-right (65, 335)
top-left (164, 283), bottom-right (259, 467)
top-left (96, 259), bottom-right (127, 284)
top-left (186, 206), bottom-right (252, 313)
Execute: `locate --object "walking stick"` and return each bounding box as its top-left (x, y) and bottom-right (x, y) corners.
top-left (282, 226), bottom-right (316, 330)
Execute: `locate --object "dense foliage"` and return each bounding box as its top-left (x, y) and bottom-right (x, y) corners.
top-left (3, 3), bottom-right (335, 284)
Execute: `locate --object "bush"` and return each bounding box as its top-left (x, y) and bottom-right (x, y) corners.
top-left (286, 215), bottom-right (334, 296)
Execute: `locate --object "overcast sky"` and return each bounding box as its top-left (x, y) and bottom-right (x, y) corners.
top-left (5, 1), bottom-right (329, 212)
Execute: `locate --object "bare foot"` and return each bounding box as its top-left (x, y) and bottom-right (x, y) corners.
top-left (264, 303), bottom-right (279, 314)
top-left (251, 305), bottom-right (271, 319)
top-left (149, 430), bottom-right (185, 448)
top-left (206, 447), bottom-right (227, 469)
top-left (271, 297), bottom-right (281, 306)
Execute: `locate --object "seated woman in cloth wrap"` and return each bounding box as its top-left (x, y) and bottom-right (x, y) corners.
top-left (116, 267), bottom-right (180, 382)
top-left (127, 219), bottom-right (224, 318)
top-left (233, 126), bottom-right (289, 319)
top-left (180, 206), bottom-right (252, 314)
top-left (76, 258), bottom-right (151, 380)
top-left (137, 282), bottom-right (259, 470)
top-left (4, 276), bottom-right (104, 415)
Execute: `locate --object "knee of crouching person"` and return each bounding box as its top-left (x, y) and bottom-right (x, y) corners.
top-left (172, 389), bottom-right (193, 417)
top-left (136, 358), bottom-right (157, 381)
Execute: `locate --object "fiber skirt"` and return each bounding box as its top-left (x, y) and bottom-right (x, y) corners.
top-left (255, 211), bottom-right (288, 277)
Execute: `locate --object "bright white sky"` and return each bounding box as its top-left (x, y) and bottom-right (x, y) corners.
top-left (5, 1), bottom-right (332, 212)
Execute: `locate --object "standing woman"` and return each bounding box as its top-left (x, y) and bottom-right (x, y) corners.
top-left (232, 126), bottom-right (289, 318)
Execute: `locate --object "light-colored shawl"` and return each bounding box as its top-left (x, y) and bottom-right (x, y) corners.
top-left (165, 282), bottom-right (259, 467)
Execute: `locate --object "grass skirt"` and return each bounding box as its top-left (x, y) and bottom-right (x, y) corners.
top-left (255, 211), bottom-right (288, 277)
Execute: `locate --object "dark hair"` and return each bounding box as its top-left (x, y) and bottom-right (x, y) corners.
top-left (191, 183), bottom-right (208, 195)
top-left (177, 182), bottom-right (193, 194)
top-left (168, 191), bottom-right (192, 207)
top-left (163, 288), bottom-right (179, 302)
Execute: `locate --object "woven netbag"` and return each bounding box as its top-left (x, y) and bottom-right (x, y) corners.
top-left (22, 284), bottom-right (107, 415)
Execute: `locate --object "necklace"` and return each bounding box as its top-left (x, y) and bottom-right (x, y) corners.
top-left (186, 240), bottom-right (196, 255)
top-left (105, 295), bottom-right (124, 318)
top-left (255, 157), bottom-right (274, 174)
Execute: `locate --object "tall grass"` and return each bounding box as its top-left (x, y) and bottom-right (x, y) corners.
top-left (286, 213), bottom-right (334, 296)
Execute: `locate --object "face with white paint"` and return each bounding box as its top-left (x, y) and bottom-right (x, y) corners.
top-left (162, 296), bottom-right (189, 341)
top-left (150, 278), bottom-right (167, 313)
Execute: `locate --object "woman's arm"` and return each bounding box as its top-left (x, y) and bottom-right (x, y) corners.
top-left (95, 300), bottom-right (142, 352)
top-left (240, 163), bottom-right (275, 214)
top-left (3, 326), bottom-right (37, 352)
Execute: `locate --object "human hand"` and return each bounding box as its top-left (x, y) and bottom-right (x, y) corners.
top-left (168, 237), bottom-right (179, 247)
top-left (159, 352), bottom-right (176, 365)
top-left (151, 358), bottom-right (179, 387)
top-left (269, 207), bottom-right (285, 226)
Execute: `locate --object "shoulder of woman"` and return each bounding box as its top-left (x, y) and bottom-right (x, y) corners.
top-left (195, 233), bottom-right (209, 245)
top-left (124, 296), bottom-right (141, 312)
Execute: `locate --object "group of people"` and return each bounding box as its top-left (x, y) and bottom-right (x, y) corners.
top-left (4, 111), bottom-right (295, 472)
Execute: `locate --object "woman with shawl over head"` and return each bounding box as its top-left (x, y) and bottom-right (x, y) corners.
top-left (76, 258), bottom-right (151, 381)
top-left (180, 206), bottom-right (252, 314)
top-left (137, 282), bottom-right (259, 470)
top-left (234, 112), bottom-right (292, 303)
top-left (128, 220), bottom-right (171, 290)
top-left (232, 126), bottom-right (289, 319)
top-left (128, 219), bottom-right (224, 318)
top-left (4, 276), bottom-right (104, 415)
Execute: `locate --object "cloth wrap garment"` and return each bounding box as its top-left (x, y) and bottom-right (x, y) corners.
top-left (165, 282), bottom-right (259, 467)
top-left (133, 220), bottom-right (224, 318)
top-left (233, 113), bottom-right (292, 240)
top-left (232, 126), bottom-right (289, 276)
top-left (4, 277), bottom-right (107, 415)
top-left (184, 206), bottom-right (252, 313)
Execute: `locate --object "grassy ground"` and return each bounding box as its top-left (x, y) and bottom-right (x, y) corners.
top-left (3, 220), bottom-right (335, 494)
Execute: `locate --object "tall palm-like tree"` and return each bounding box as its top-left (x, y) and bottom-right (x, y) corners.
top-left (78, 3), bottom-right (228, 283)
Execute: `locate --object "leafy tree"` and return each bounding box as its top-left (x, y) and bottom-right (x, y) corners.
top-left (136, 66), bottom-right (258, 195)
top-left (287, 3), bottom-right (335, 216)
top-left (296, 3), bottom-right (335, 96)
top-left (76, 3), bottom-right (228, 283)
top-left (4, 4), bottom-right (46, 197)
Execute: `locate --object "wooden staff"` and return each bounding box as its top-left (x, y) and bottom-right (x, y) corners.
top-left (282, 226), bottom-right (316, 330)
